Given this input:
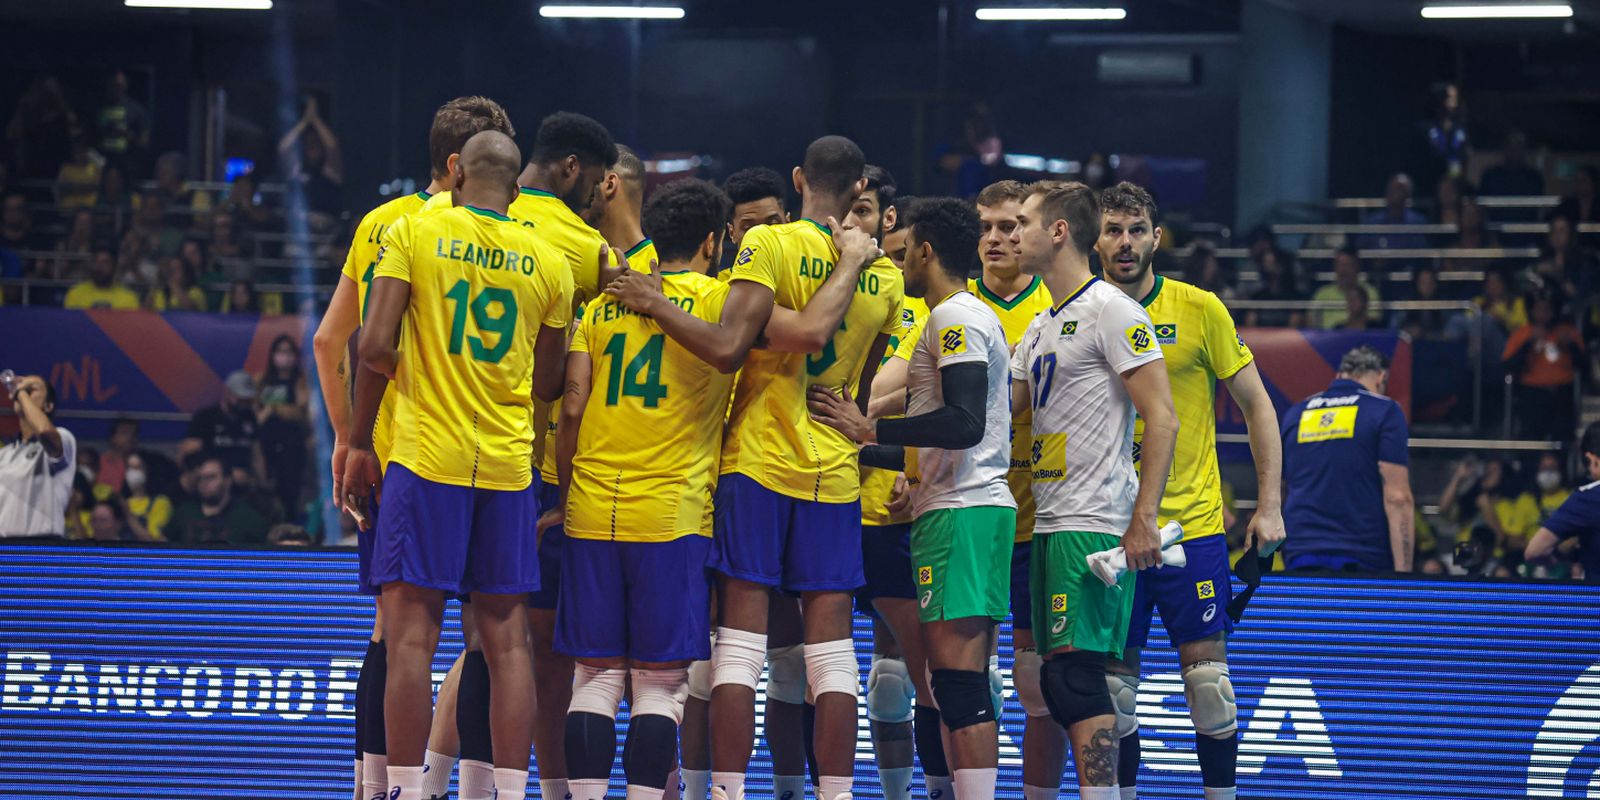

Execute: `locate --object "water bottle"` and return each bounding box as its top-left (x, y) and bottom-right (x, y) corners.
top-left (0, 370), bottom-right (16, 394)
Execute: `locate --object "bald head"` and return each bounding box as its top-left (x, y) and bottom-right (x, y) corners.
top-left (457, 130), bottom-right (522, 207)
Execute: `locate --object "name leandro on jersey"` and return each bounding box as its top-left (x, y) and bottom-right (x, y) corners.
top-left (433, 237), bottom-right (539, 276)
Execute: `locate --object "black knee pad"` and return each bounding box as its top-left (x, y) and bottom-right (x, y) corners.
top-left (623, 714), bottom-right (680, 789)
top-left (1039, 651), bottom-right (1113, 728)
top-left (913, 705), bottom-right (949, 777)
top-left (362, 640), bottom-right (388, 756)
top-left (930, 669), bottom-right (994, 731)
top-left (565, 711), bottom-right (618, 780)
top-left (456, 650), bottom-right (493, 763)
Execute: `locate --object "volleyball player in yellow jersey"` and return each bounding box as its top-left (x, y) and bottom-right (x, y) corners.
top-left (605, 136), bottom-right (899, 800)
top-left (342, 132), bottom-right (572, 800)
top-left (1095, 183), bottom-right (1285, 800)
top-left (310, 95), bottom-right (515, 800)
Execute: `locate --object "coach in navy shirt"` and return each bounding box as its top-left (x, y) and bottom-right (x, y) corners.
top-left (1526, 423), bottom-right (1600, 580)
top-left (1281, 346), bottom-right (1416, 572)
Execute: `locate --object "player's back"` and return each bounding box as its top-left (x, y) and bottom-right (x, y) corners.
top-left (1282, 379), bottom-right (1405, 545)
top-left (568, 271), bottom-right (735, 540)
top-left (425, 187), bottom-right (612, 303)
top-left (721, 219), bottom-right (905, 503)
top-left (377, 205), bottom-right (573, 491)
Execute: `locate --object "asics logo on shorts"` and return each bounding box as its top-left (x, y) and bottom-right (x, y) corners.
top-left (1196, 580), bottom-right (1216, 600)
top-left (920, 591), bottom-right (932, 609)
top-left (1051, 615), bottom-right (1067, 634)
top-left (1203, 603), bottom-right (1217, 622)
top-left (388, 789), bottom-right (401, 800)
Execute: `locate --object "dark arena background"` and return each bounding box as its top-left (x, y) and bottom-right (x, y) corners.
top-left (2, 0), bottom-right (1600, 798)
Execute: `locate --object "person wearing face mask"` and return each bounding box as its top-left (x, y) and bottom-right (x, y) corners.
top-left (1526, 424), bottom-right (1600, 581)
top-left (178, 370), bottom-right (265, 488)
top-left (122, 451), bottom-right (172, 540)
top-left (0, 374), bottom-right (76, 538)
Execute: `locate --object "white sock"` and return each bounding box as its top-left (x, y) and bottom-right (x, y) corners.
top-left (1079, 787), bottom-right (1118, 800)
top-left (571, 778), bottom-right (609, 800)
top-left (459, 759), bottom-right (495, 800)
top-left (663, 768), bottom-right (681, 800)
top-left (1120, 788), bottom-right (1138, 800)
top-left (682, 768), bottom-right (711, 800)
top-left (388, 764), bottom-right (425, 799)
top-left (1202, 789), bottom-right (1236, 800)
top-left (711, 771), bottom-right (745, 800)
top-left (495, 767), bottom-right (530, 800)
top-left (1025, 784), bottom-right (1060, 800)
top-left (774, 774), bottom-right (808, 800)
top-left (541, 778), bottom-right (573, 800)
top-left (353, 759), bottom-right (365, 800)
top-left (422, 750), bottom-right (456, 798)
top-left (627, 785), bottom-right (668, 800)
top-left (363, 753), bottom-right (389, 799)
top-left (954, 768), bottom-right (997, 800)
top-left (925, 774), bottom-right (954, 800)
top-left (817, 775), bottom-right (852, 800)
top-left (878, 766), bottom-right (914, 800)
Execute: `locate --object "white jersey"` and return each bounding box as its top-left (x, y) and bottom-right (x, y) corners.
top-left (1010, 278), bottom-right (1163, 536)
top-left (0, 427), bottom-right (76, 537)
top-left (905, 292), bottom-right (1016, 517)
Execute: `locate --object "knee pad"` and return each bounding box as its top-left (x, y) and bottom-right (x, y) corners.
top-left (766, 643), bottom-right (807, 705)
top-left (687, 659), bottom-right (713, 702)
top-left (1107, 671), bottom-right (1140, 739)
top-left (630, 668), bottom-right (690, 725)
top-left (930, 669), bottom-right (994, 731)
top-left (711, 627), bottom-right (767, 692)
top-left (1012, 648), bottom-right (1050, 718)
top-left (988, 654), bottom-right (1004, 718)
top-left (1039, 651), bottom-right (1113, 728)
top-left (569, 663), bottom-right (627, 718)
top-left (803, 639), bottom-right (859, 700)
top-left (1181, 661), bottom-right (1237, 737)
top-left (865, 657), bottom-right (915, 724)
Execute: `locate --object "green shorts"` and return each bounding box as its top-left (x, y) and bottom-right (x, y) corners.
top-left (1030, 530), bottom-right (1135, 655)
top-left (912, 506), bottom-right (1016, 623)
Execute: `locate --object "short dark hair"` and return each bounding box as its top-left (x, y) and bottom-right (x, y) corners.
top-left (1581, 422), bottom-right (1600, 460)
top-left (862, 164), bottom-right (897, 211)
top-left (1338, 344), bottom-right (1388, 377)
top-left (429, 96), bottom-right (515, 179)
top-left (1336, 245), bottom-right (1361, 264)
top-left (613, 144), bottom-right (646, 200)
top-left (1026, 181), bottom-right (1100, 255)
top-left (976, 180), bottom-right (1027, 207)
top-left (1099, 181), bottom-right (1158, 223)
top-left (93, 497), bottom-right (126, 523)
top-left (530, 111), bottom-right (617, 168)
top-left (642, 179), bottom-right (731, 263)
top-left (111, 417), bottom-right (138, 435)
top-left (722, 167), bottom-right (786, 210)
top-left (43, 380), bottom-right (57, 412)
top-left (801, 135), bottom-right (866, 198)
top-left (906, 197), bottom-right (981, 280)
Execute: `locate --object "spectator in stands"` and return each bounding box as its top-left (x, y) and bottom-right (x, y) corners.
top-left (1434, 174), bottom-right (1467, 226)
top-left (116, 228), bottom-right (159, 291)
top-left (1359, 173), bottom-right (1429, 251)
top-left (1186, 240), bottom-right (1237, 301)
top-left (55, 137), bottom-right (101, 212)
top-left (1, 191), bottom-right (48, 280)
top-left (1312, 246), bottom-right (1380, 329)
top-left (1281, 346), bottom-right (1415, 572)
top-left (1440, 456), bottom-right (1528, 565)
top-left (168, 453), bottom-right (273, 544)
top-left (279, 96), bottom-right (344, 224)
top-left (1533, 213), bottom-right (1590, 300)
top-left (178, 237), bottom-right (216, 284)
top-left (1480, 130), bottom-right (1545, 198)
top-left (46, 208), bottom-right (96, 280)
top-left (256, 334), bottom-right (310, 518)
top-left (1391, 265), bottom-right (1468, 340)
top-left (145, 255), bottom-right (207, 312)
top-left (1244, 231), bottom-right (1306, 328)
top-left (1449, 194), bottom-right (1500, 272)
top-left (179, 370), bottom-right (264, 487)
top-left (122, 451), bottom-right (172, 540)
top-left (96, 70), bottom-right (149, 174)
top-left (5, 74), bottom-right (78, 180)
top-left (96, 416), bottom-right (140, 493)
top-left (1476, 267), bottom-right (1527, 333)
top-left (1525, 423), bottom-right (1600, 581)
top-left (153, 151), bottom-right (211, 231)
top-left (1503, 292), bottom-right (1583, 441)
top-left (1529, 451), bottom-right (1573, 525)
top-left (1422, 82), bottom-right (1469, 185)
top-left (64, 474), bottom-right (92, 539)
top-left (1553, 165), bottom-right (1597, 226)
top-left (0, 375), bottom-right (75, 538)
top-left (1337, 286), bottom-right (1378, 331)
top-left (209, 211), bottom-right (245, 264)
top-left (95, 163), bottom-right (133, 216)
top-left (63, 247), bottom-right (139, 310)
top-left (218, 173), bottom-right (272, 232)
top-left (133, 193), bottom-right (182, 259)
top-left (222, 279), bottom-right (260, 314)
top-left (89, 496), bottom-right (157, 542)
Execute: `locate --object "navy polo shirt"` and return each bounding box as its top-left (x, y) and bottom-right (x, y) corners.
top-left (1281, 379), bottom-right (1410, 569)
top-left (1544, 480), bottom-right (1600, 579)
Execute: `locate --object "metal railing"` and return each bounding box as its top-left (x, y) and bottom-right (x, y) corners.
top-left (1327, 195), bottom-right (1562, 211)
top-left (1271, 221), bottom-right (1598, 236)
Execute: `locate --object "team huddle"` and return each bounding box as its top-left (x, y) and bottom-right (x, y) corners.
top-left (315, 96), bottom-right (1289, 800)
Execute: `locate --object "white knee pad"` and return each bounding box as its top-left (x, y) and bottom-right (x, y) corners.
top-left (1107, 671), bottom-right (1140, 739)
top-left (865, 657), bottom-right (915, 723)
top-left (712, 627), bottom-right (767, 692)
top-left (630, 668), bottom-right (690, 725)
top-left (803, 639), bottom-right (859, 699)
top-left (1181, 661), bottom-right (1237, 737)
top-left (988, 654), bottom-right (1004, 718)
top-left (570, 663), bottom-right (627, 718)
top-left (687, 659), bottom-right (713, 702)
top-left (765, 644), bottom-right (807, 705)
top-left (1012, 648), bottom-right (1050, 718)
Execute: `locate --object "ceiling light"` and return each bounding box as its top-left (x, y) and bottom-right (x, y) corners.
top-left (1420, 4), bottom-right (1572, 18)
top-left (539, 5), bottom-right (685, 19)
top-left (975, 7), bottom-right (1127, 21)
top-left (125, 0), bottom-right (272, 8)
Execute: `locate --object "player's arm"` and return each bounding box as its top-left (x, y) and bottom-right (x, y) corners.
top-left (11, 376), bottom-right (62, 458)
top-left (605, 260), bottom-right (773, 374)
top-left (808, 362), bottom-right (989, 449)
top-left (538, 349), bottom-right (591, 539)
top-left (1524, 527), bottom-right (1562, 564)
top-left (1380, 461), bottom-right (1415, 572)
top-left (1122, 359), bottom-right (1179, 571)
top-left (852, 332), bottom-right (891, 415)
top-left (533, 323), bottom-right (568, 403)
top-left (867, 354), bottom-right (909, 418)
top-left (1223, 361), bottom-right (1285, 554)
top-left (312, 275), bottom-right (359, 499)
top-left (343, 273), bottom-right (410, 522)
top-left (758, 223), bottom-right (880, 353)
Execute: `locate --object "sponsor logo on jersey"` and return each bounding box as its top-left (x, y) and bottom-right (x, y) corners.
top-left (1196, 580), bottom-right (1216, 600)
top-left (1127, 324), bottom-right (1155, 354)
top-left (1154, 323), bottom-right (1178, 344)
top-left (939, 325), bottom-right (967, 356)
top-left (1051, 615), bottom-right (1067, 634)
top-left (920, 590), bottom-right (932, 609)
top-left (736, 246), bottom-right (756, 266)
top-left (1297, 405), bottom-right (1358, 443)
top-left (1060, 320), bottom-right (1078, 336)
top-left (1051, 593), bottom-right (1068, 613)
top-left (1032, 433), bottom-right (1067, 482)
top-left (917, 566), bottom-right (933, 585)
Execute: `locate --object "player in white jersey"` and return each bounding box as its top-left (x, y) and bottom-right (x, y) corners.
top-left (810, 197), bottom-right (1015, 800)
top-left (1006, 182), bottom-right (1179, 800)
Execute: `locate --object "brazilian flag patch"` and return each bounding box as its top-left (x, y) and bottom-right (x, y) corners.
top-left (1154, 323), bottom-right (1178, 344)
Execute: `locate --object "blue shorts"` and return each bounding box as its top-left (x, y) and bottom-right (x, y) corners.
top-left (528, 481), bottom-right (566, 610)
top-left (857, 523), bottom-right (914, 615)
top-left (709, 473), bottom-right (864, 593)
top-left (555, 535), bottom-right (713, 662)
top-left (1126, 534), bottom-right (1234, 649)
top-left (355, 495), bottom-right (382, 596)
top-left (1009, 540), bottom-right (1032, 631)
top-left (370, 463), bottom-right (541, 596)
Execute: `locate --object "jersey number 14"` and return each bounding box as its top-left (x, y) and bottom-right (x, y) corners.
top-left (602, 333), bottom-right (669, 407)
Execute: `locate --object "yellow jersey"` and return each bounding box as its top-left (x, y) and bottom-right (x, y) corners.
top-left (374, 205), bottom-right (574, 491)
top-left (721, 220), bottom-right (906, 503)
top-left (424, 187), bottom-right (610, 304)
top-left (566, 270), bottom-right (735, 541)
top-left (343, 190), bottom-right (432, 466)
top-left (623, 238), bottom-right (660, 270)
top-left (861, 294), bottom-right (930, 527)
top-left (63, 283), bottom-right (140, 310)
top-left (969, 275), bottom-right (1053, 542)
top-left (1131, 275), bottom-right (1253, 542)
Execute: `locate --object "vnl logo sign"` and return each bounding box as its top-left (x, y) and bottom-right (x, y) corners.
top-left (1527, 661), bottom-right (1600, 797)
